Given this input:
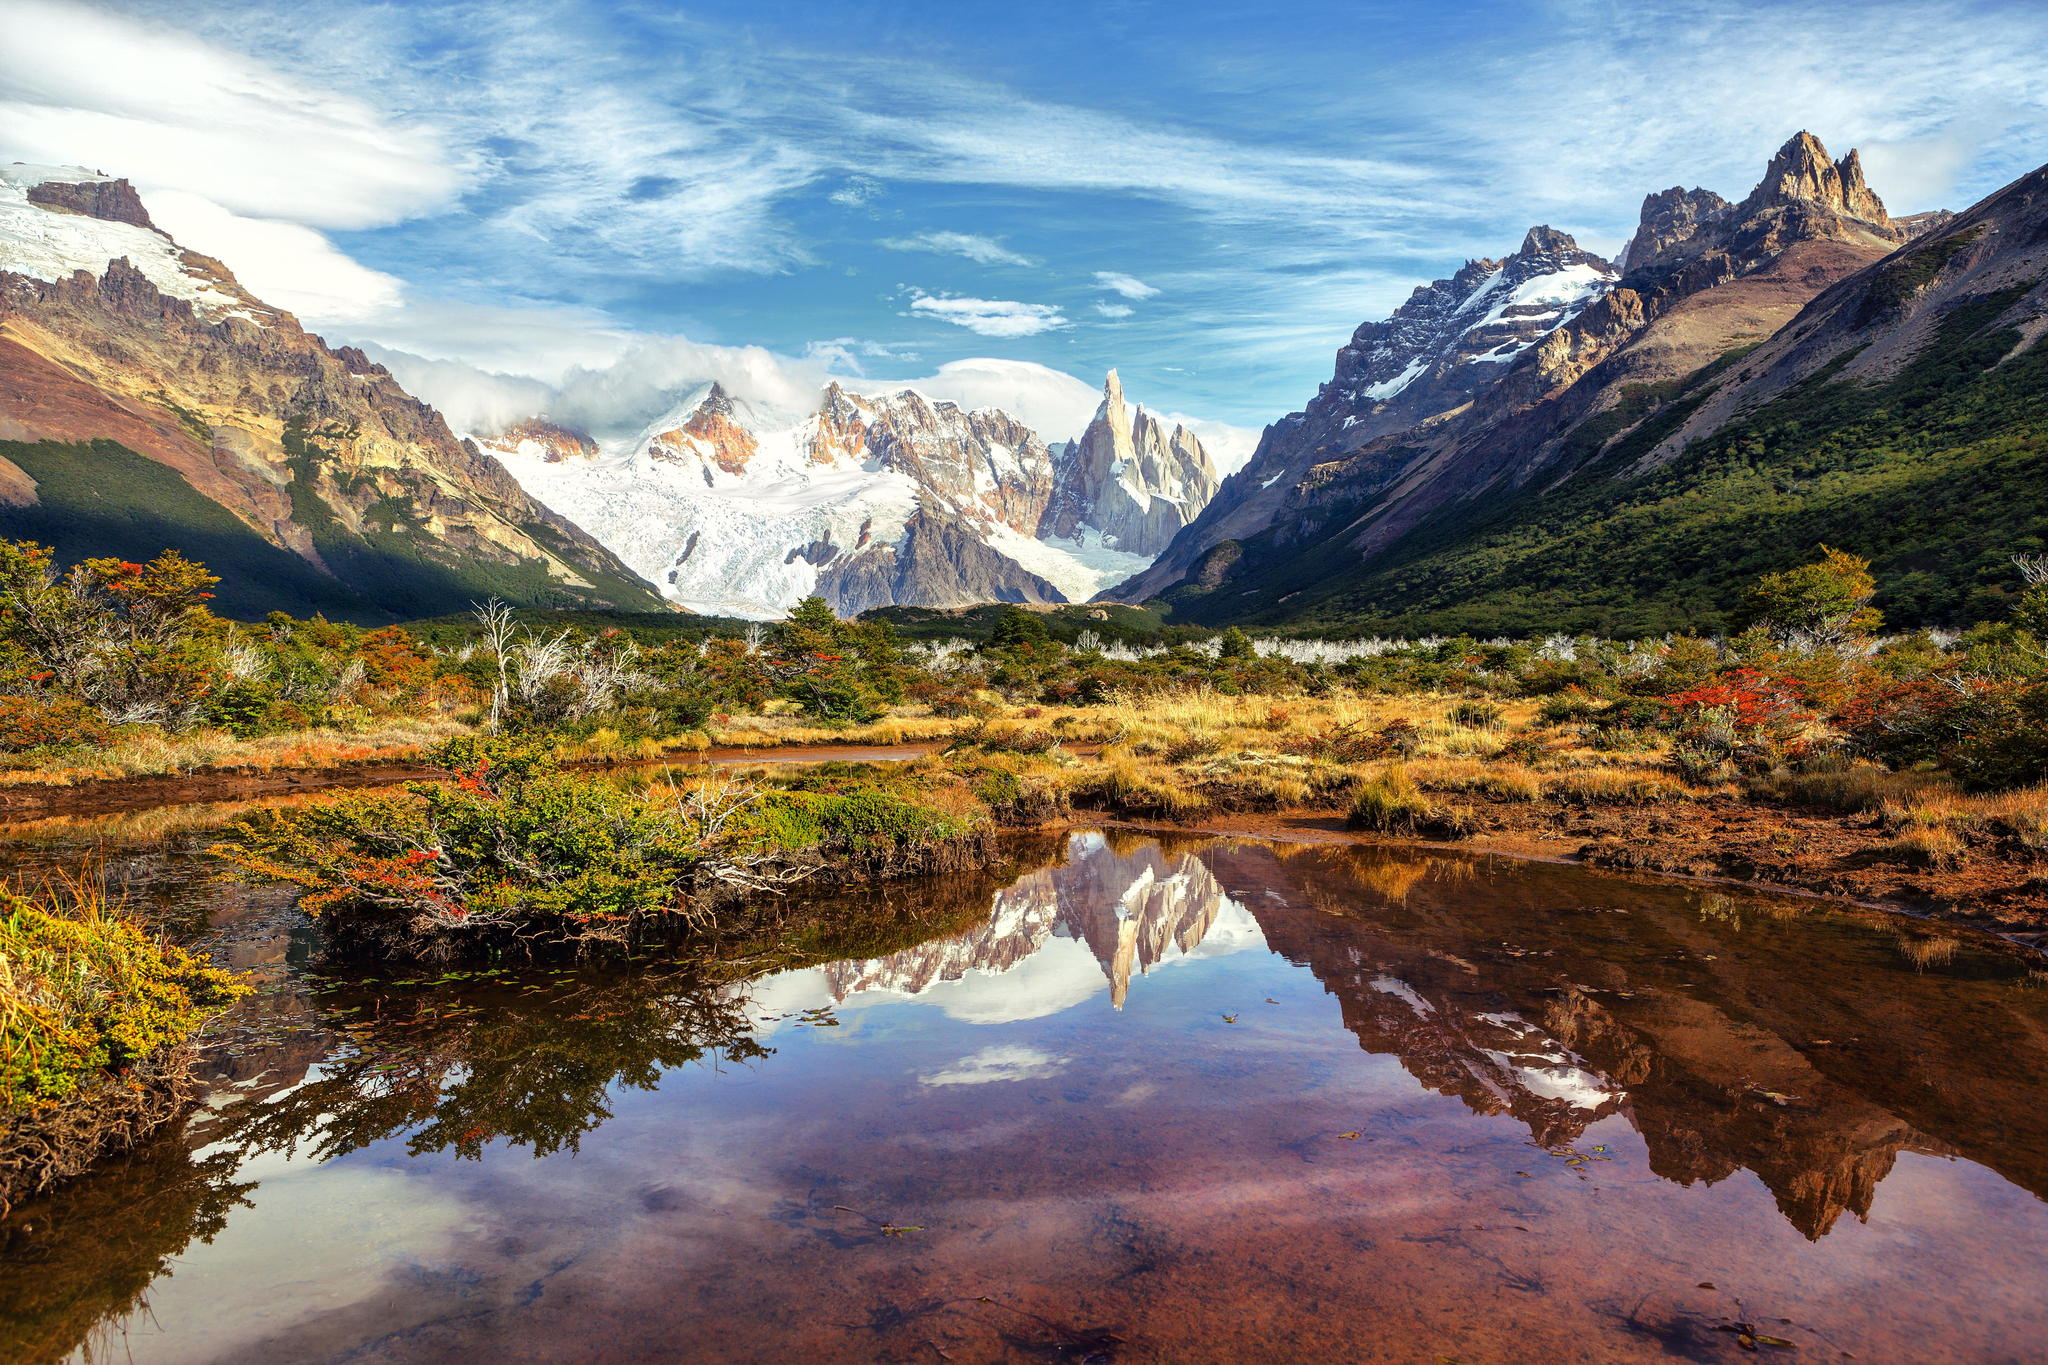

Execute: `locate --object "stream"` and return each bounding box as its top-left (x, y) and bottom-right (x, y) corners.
top-left (2, 787), bottom-right (2046, 1363)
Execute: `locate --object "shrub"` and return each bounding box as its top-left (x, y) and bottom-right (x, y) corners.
top-left (212, 738), bottom-right (714, 956)
top-left (1347, 769), bottom-right (1474, 838)
top-left (1537, 689), bottom-right (1601, 724)
top-left (1, 874), bottom-right (248, 1212)
top-left (0, 694), bottom-right (113, 754)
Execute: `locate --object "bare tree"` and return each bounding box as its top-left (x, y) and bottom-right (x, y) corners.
top-left (474, 599), bottom-right (517, 732)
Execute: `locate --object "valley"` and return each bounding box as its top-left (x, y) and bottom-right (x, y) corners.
top-left (2, 7), bottom-right (2047, 1353)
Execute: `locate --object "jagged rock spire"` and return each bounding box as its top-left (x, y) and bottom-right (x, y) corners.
top-left (1741, 130), bottom-right (1891, 223)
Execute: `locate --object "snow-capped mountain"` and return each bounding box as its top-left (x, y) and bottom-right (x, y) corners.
top-left (814, 831), bottom-right (1259, 1014)
top-left (480, 371), bottom-right (1222, 617)
top-left (1111, 132), bottom-right (1927, 611)
top-left (1112, 226), bottom-right (1617, 602)
top-left (1326, 225), bottom-right (1617, 431)
top-left (1042, 369), bottom-right (1219, 557)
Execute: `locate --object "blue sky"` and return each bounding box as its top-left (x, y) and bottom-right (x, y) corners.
top-left (4, 0), bottom-right (2046, 445)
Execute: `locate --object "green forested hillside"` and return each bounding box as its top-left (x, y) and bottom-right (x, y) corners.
top-left (0, 439), bottom-right (393, 621)
top-left (0, 438), bottom-right (669, 623)
top-left (1162, 288), bottom-right (2047, 635)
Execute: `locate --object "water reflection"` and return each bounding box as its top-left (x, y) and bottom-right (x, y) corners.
top-left (2, 827), bottom-right (2046, 1362)
top-left (815, 831), bottom-right (1257, 1013)
top-left (1230, 839), bottom-right (2048, 1240)
top-left (206, 968), bottom-right (769, 1164)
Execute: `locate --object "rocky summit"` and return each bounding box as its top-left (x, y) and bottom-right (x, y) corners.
top-left (1115, 130), bottom-right (1997, 628)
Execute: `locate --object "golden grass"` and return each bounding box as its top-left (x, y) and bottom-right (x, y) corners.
top-left (707, 709), bottom-right (959, 749)
top-left (1970, 783), bottom-right (2048, 849)
top-left (0, 717), bottom-right (470, 788)
top-left (1751, 762), bottom-right (1954, 813)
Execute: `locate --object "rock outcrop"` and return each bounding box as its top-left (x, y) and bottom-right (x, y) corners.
top-left (1117, 131), bottom-right (1943, 620)
top-left (1041, 370), bottom-right (1218, 556)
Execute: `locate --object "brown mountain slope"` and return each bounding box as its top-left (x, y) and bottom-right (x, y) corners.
top-left (0, 165), bottom-right (666, 620)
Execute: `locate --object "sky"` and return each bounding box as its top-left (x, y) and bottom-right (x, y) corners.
top-left (3, 0), bottom-right (2046, 450)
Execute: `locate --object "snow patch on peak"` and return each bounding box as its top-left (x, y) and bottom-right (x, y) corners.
top-left (0, 168), bottom-right (263, 324)
top-left (0, 164), bottom-right (116, 190)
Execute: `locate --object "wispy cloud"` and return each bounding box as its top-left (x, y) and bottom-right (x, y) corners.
top-left (1093, 271), bottom-right (1159, 300)
top-left (880, 230), bottom-right (1037, 267)
top-left (906, 290), bottom-right (1069, 337)
top-left (12, 0), bottom-right (2046, 430)
top-left (0, 0), bottom-right (462, 229)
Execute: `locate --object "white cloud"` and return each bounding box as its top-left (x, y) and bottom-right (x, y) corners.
top-left (361, 347), bottom-right (553, 436)
top-left (0, 0), bottom-right (461, 229)
top-left (906, 290), bottom-right (1069, 338)
top-left (879, 230), bottom-right (1036, 267)
top-left (920, 1044), bottom-right (1067, 1087)
top-left (1094, 302), bottom-right (1134, 319)
top-left (879, 358), bottom-right (1104, 440)
top-left (1093, 271), bottom-right (1159, 300)
top-left (828, 175), bottom-right (881, 206)
top-left (145, 190), bottom-right (405, 323)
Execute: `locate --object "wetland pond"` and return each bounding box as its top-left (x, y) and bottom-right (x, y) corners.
top-left (3, 788), bottom-right (2048, 1363)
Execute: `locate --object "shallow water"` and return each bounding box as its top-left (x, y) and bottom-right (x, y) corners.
top-left (4, 820), bottom-right (2048, 1363)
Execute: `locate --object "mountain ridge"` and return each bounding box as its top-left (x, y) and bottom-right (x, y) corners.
top-left (1114, 132), bottom-right (2040, 632)
top-left (479, 369), bottom-right (1223, 618)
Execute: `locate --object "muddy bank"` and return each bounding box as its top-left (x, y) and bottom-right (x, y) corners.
top-left (1077, 790), bottom-right (2048, 951)
top-left (0, 743), bottom-right (942, 821)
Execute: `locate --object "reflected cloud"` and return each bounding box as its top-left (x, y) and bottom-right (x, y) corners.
top-left (920, 1044), bottom-right (1068, 1087)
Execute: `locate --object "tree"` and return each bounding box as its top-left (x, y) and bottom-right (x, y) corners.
top-left (2013, 553), bottom-right (2048, 640)
top-left (1218, 627), bottom-right (1255, 661)
top-left (984, 606), bottom-right (1050, 652)
top-left (1743, 547), bottom-right (1882, 647)
top-left (784, 596), bottom-right (839, 633)
top-left (0, 540), bottom-right (223, 728)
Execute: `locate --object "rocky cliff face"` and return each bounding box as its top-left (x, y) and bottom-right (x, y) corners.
top-left (1121, 132), bottom-right (1937, 618)
top-left (1041, 370), bottom-right (1218, 557)
top-left (485, 371), bottom-right (1221, 617)
top-left (1111, 225), bottom-right (1617, 601)
top-left (0, 163), bottom-right (666, 619)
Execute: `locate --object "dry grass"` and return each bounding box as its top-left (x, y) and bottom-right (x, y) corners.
top-left (707, 709), bottom-right (959, 749)
top-left (1751, 762), bottom-right (1954, 813)
top-left (1544, 768), bottom-right (1693, 805)
top-left (0, 717), bottom-right (470, 788)
top-left (1970, 784), bottom-right (2048, 850)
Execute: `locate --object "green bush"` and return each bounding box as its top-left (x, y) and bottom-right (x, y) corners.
top-left (1, 878), bottom-right (247, 1112)
top-left (213, 738), bottom-right (707, 955)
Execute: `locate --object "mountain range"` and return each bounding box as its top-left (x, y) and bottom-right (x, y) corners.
top-left (0, 163), bottom-right (666, 621)
top-left (476, 367), bottom-right (1219, 618)
top-left (1117, 132), bottom-right (2047, 633)
top-left (2, 131), bottom-right (2043, 632)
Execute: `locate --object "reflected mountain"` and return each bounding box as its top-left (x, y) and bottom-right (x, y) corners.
top-left (1211, 840), bottom-right (2048, 1240)
top-left (820, 830), bottom-right (1258, 1010)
